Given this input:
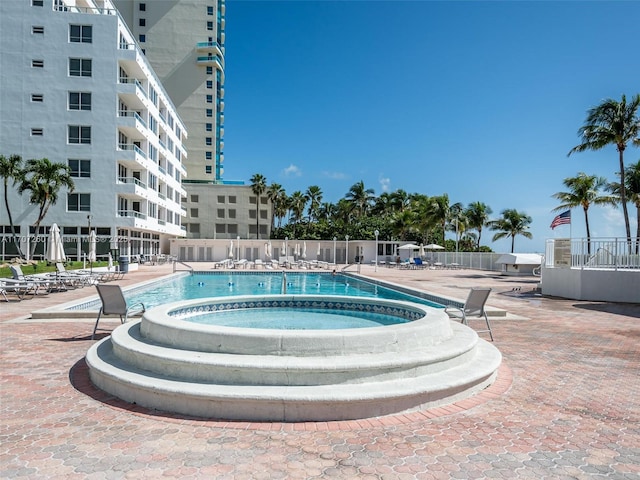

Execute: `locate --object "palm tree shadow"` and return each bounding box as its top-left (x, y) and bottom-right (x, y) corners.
top-left (572, 302), bottom-right (640, 318)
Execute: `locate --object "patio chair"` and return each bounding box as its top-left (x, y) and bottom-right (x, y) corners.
top-left (1, 279), bottom-right (39, 300)
top-left (92, 284), bottom-right (146, 340)
top-left (445, 287), bottom-right (494, 341)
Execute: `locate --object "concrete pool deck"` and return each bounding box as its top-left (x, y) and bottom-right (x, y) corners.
top-left (1, 263), bottom-right (639, 478)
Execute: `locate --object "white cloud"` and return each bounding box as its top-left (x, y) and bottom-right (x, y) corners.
top-left (282, 164), bottom-right (302, 177)
top-left (379, 176), bottom-right (390, 193)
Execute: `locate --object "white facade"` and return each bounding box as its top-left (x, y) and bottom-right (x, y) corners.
top-left (0, 0), bottom-right (188, 260)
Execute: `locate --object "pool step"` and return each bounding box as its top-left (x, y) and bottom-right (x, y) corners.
top-left (86, 322), bottom-right (501, 422)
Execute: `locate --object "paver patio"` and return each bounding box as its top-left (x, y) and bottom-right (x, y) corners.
top-left (1, 264), bottom-right (638, 479)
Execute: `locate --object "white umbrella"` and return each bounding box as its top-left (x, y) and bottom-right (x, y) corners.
top-left (88, 230), bottom-right (97, 272)
top-left (265, 242), bottom-right (271, 258)
top-left (228, 239), bottom-right (234, 258)
top-left (107, 252), bottom-right (113, 271)
top-left (419, 244), bottom-right (425, 257)
top-left (46, 223), bottom-right (66, 264)
top-left (295, 243), bottom-right (300, 257)
top-left (282, 241), bottom-right (286, 257)
top-left (397, 243), bottom-right (419, 261)
top-left (316, 243), bottom-right (321, 257)
top-left (302, 241), bottom-right (307, 259)
top-left (424, 243), bottom-right (445, 250)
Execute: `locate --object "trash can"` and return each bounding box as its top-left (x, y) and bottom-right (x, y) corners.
top-left (118, 256), bottom-right (129, 273)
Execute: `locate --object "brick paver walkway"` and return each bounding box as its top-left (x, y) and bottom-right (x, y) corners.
top-left (1, 264), bottom-right (639, 479)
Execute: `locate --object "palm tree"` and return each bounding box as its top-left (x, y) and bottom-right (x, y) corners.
top-left (266, 182), bottom-right (287, 230)
top-left (305, 185), bottom-right (323, 222)
top-left (344, 181), bottom-right (375, 219)
top-left (426, 194), bottom-right (450, 245)
top-left (0, 154), bottom-right (25, 257)
top-left (18, 157), bottom-right (74, 254)
top-left (465, 201), bottom-right (493, 250)
top-left (608, 160), bottom-right (640, 253)
top-left (552, 172), bottom-right (616, 254)
top-left (490, 209), bottom-right (533, 253)
top-left (568, 94), bottom-right (640, 244)
top-left (250, 173), bottom-right (266, 239)
top-left (288, 191), bottom-right (307, 237)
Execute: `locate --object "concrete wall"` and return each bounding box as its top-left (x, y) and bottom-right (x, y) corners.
top-left (541, 266), bottom-right (640, 303)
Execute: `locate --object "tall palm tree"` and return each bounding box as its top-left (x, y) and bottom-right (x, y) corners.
top-left (608, 160), bottom-right (640, 253)
top-left (490, 209), bottom-right (533, 253)
top-left (305, 185), bottom-right (323, 222)
top-left (250, 173), bottom-right (266, 239)
top-left (568, 94), bottom-right (640, 244)
top-left (266, 182), bottom-right (285, 231)
top-left (426, 194), bottom-right (450, 244)
top-left (552, 172), bottom-right (616, 254)
top-left (465, 201), bottom-right (493, 250)
top-left (18, 157), bottom-right (74, 254)
top-left (0, 154), bottom-right (25, 257)
top-left (288, 191), bottom-right (307, 237)
top-left (344, 181), bottom-right (375, 219)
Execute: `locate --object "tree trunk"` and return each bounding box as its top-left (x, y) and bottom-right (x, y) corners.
top-left (583, 206), bottom-right (591, 255)
top-left (618, 148), bottom-right (632, 249)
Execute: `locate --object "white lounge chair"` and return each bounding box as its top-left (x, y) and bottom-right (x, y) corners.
top-left (10, 265), bottom-right (66, 293)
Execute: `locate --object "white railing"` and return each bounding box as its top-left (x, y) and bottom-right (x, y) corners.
top-left (545, 238), bottom-right (640, 270)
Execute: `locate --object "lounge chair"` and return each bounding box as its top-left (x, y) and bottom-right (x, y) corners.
top-left (92, 284), bottom-right (146, 339)
top-left (10, 265), bottom-right (66, 293)
top-left (445, 287), bottom-right (494, 341)
top-left (413, 257), bottom-right (426, 269)
top-left (0, 279), bottom-right (39, 301)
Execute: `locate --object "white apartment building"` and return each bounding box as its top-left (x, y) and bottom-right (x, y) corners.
top-left (113, 0), bottom-right (272, 240)
top-left (0, 0), bottom-right (188, 260)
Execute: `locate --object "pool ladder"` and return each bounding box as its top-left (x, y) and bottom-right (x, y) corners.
top-left (281, 272), bottom-right (287, 294)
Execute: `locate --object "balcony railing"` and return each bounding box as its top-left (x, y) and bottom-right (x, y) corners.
top-left (118, 110), bottom-right (147, 128)
top-left (118, 143), bottom-right (147, 158)
top-left (118, 176), bottom-right (147, 189)
top-left (158, 192), bottom-right (167, 201)
top-left (55, 5), bottom-right (116, 15)
top-left (118, 210), bottom-right (147, 220)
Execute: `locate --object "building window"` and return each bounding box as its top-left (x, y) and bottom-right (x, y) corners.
top-left (260, 210), bottom-right (268, 220)
top-left (205, 152), bottom-right (212, 160)
top-left (139, 18), bottom-right (146, 27)
top-left (206, 66), bottom-right (213, 75)
top-left (205, 166), bottom-right (212, 174)
top-left (32, 0), bottom-right (44, 6)
top-left (31, 94), bottom-right (44, 102)
top-left (228, 224), bottom-right (238, 235)
top-left (215, 224), bottom-right (225, 234)
top-left (228, 196), bottom-right (236, 204)
top-left (206, 109), bottom-right (213, 117)
top-left (206, 80), bottom-right (213, 89)
top-left (206, 123), bottom-right (213, 132)
top-left (69, 25), bottom-right (92, 43)
top-left (69, 58), bottom-right (92, 77)
top-left (32, 26), bottom-right (44, 34)
top-left (32, 60), bottom-right (44, 68)
top-left (139, 34), bottom-right (146, 42)
top-left (139, 3), bottom-right (146, 11)
top-left (31, 128), bottom-right (43, 136)
top-left (189, 224), bottom-right (200, 234)
top-left (68, 193), bottom-right (91, 211)
top-left (207, 21), bottom-right (213, 31)
top-left (228, 209), bottom-right (236, 219)
top-left (68, 92), bottom-right (91, 110)
top-left (68, 125), bottom-right (91, 144)
top-left (190, 208), bottom-right (199, 218)
top-left (249, 210), bottom-right (256, 219)
top-left (190, 195), bottom-right (199, 203)
top-left (207, 6), bottom-right (214, 15)
top-left (206, 95), bottom-right (213, 103)
top-left (68, 159), bottom-right (91, 178)
top-left (205, 137), bottom-right (212, 146)
top-left (217, 209), bottom-right (225, 218)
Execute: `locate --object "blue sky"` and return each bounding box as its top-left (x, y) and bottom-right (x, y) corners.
top-left (221, 1), bottom-right (640, 253)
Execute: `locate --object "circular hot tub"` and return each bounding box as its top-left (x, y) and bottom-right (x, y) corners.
top-left (86, 295), bottom-right (501, 421)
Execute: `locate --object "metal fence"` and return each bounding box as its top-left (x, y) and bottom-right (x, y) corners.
top-left (545, 237), bottom-right (640, 270)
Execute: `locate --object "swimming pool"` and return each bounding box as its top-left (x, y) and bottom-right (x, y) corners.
top-left (70, 272), bottom-right (451, 311)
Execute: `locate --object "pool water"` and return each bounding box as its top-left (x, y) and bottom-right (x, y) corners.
top-left (84, 272), bottom-right (445, 311)
top-left (185, 307), bottom-right (411, 330)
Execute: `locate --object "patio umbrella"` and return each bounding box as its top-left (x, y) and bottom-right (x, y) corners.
top-left (317, 243), bottom-right (321, 257)
top-left (228, 239), bottom-right (234, 258)
top-left (419, 244), bottom-right (425, 257)
top-left (398, 243), bottom-right (419, 260)
top-left (265, 242), bottom-right (271, 259)
top-left (424, 244), bottom-right (445, 250)
top-left (46, 223), bottom-right (66, 264)
top-left (107, 252), bottom-right (113, 271)
top-left (88, 230), bottom-right (97, 273)
top-left (282, 241), bottom-right (286, 257)
top-left (302, 241), bottom-right (307, 259)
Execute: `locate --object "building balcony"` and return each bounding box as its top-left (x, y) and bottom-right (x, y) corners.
top-left (118, 210), bottom-right (147, 220)
top-left (196, 41), bottom-right (224, 58)
top-left (117, 177), bottom-right (148, 198)
top-left (196, 55), bottom-right (224, 70)
top-left (117, 111), bottom-right (147, 139)
top-left (117, 143), bottom-right (150, 170)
